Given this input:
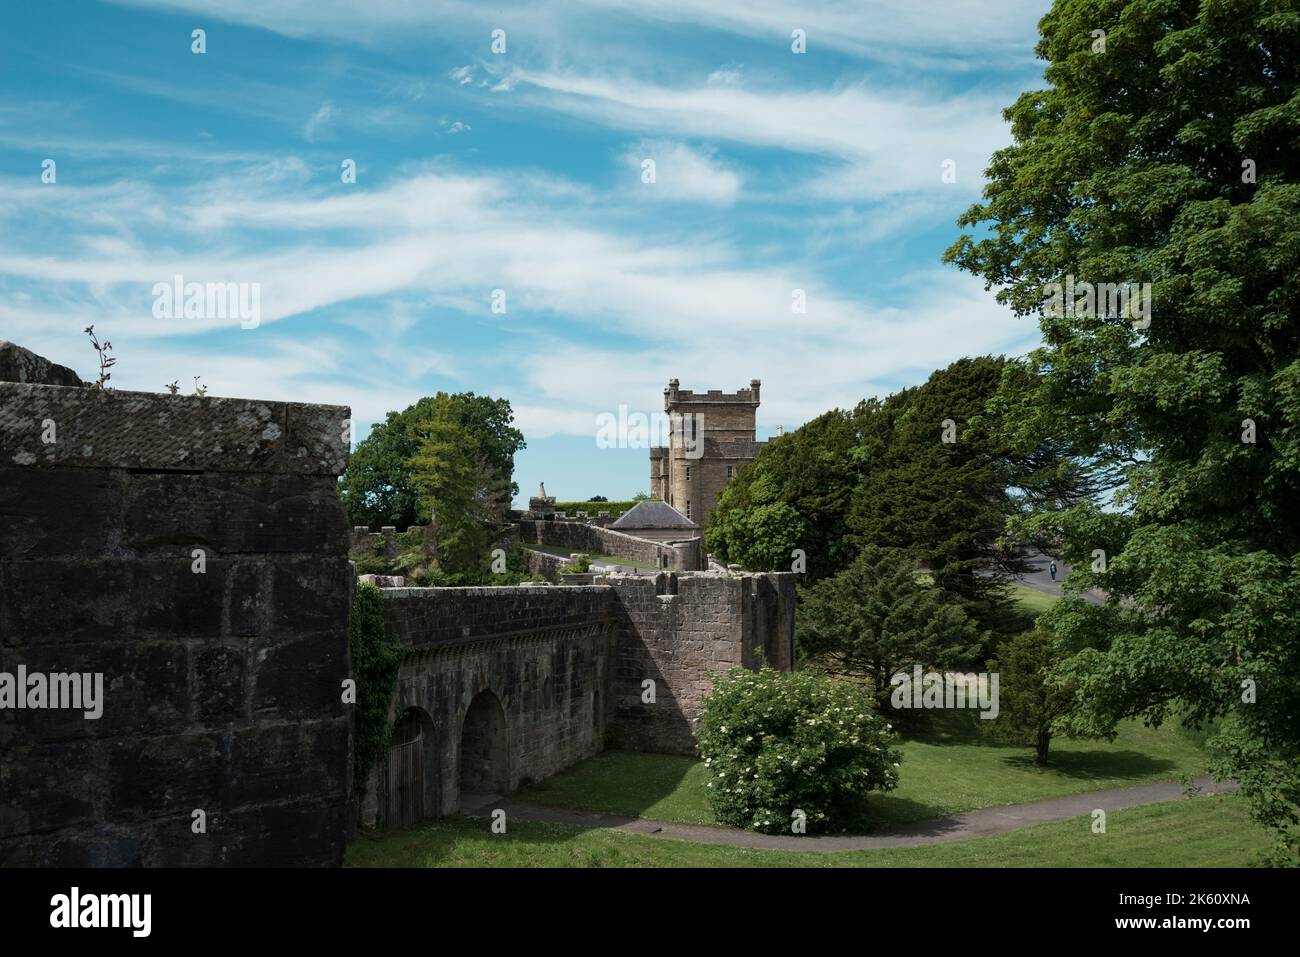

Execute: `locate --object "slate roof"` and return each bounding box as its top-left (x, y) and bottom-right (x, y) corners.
top-left (611, 500), bottom-right (698, 529)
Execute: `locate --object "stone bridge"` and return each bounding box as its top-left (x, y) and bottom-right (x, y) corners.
top-left (369, 573), bottom-right (794, 827)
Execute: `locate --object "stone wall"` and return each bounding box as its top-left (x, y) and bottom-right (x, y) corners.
top-left (521, 547), bottom-right (569, 583)
top-left (516, 519), bottom-right (702, 571)
top-left (609, 572), bottom-right (796, 754)
top-left (369, 572), bottom-right (796, 823)
top-left (375, 586), bottom-right (615, 820)
top-left (0, 373), bottom-right (353, 866)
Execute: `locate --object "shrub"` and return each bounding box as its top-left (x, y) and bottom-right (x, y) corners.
top-left (552, 500), bottom-right (637, 517)
top-left (697, 668), bottom-right (901, 834)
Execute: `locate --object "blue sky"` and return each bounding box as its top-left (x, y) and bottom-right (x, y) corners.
top-left (0, 0), bottom-right (1053, 504)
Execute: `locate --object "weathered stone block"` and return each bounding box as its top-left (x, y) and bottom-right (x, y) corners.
top-left (107, 732), bottom-right (227, 818)
top-left (0, 341), bottom-right (83, 387)
top-left (121, 472), bottom-right (348, 555)
top-left (2, 559), bottom-right (225, 644)
top-left (0, 740), bottom-right (97, 838)
top-left (251, 632), bottom-right (348, 720)
top-left (0, 467), bottom-right (122, 560)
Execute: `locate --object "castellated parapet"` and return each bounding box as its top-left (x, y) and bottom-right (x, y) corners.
top-left (650, 378), bottom-right (765, 529)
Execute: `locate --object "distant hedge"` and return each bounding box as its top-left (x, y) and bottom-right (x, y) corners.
top-left (550, 501), bottom-right (638, 517)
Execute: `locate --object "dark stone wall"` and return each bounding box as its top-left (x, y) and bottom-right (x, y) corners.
top-left (376, 586), bottom-right (614, 820)
top-left (0, 377), bottom-right (353, 866)
top-left (609, 573), bottom-right (796, 755)
top-left (370, 574), bottom-right (795, 822)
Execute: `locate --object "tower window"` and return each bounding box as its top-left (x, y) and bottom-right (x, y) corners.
top-left (726, 465), bottom-right (733, 479)
top-left (686, 500), bottom-right (692, 518)
top-left (685, 466), bottom-right (691, 480)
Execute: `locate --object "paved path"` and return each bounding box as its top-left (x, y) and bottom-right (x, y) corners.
top-left (464, 777), bottom-right (1233, 852)
top-left (1014, 547), bottom-right (1106, 605)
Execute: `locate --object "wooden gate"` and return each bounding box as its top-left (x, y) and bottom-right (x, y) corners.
top-left (386, 712), bottom-right (425, 828)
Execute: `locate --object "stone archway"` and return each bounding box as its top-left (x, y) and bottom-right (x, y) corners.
top-left (386, 706), bottom-right (436, 828)
top-left (459, 690), bottom-right (509, 804)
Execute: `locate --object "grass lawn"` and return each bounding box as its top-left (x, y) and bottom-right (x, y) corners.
top-left (516, 714), bottom-right (1210, 830)
top-left (1008, 581), bottom-right (1059, 617)
top-left (345, 792), bottom-right (1269, 867)
top-left (523, 543), bottom-right (660, 571)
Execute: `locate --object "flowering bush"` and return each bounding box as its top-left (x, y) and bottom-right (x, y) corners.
top-left (697, 668), bottom-right (902, 834)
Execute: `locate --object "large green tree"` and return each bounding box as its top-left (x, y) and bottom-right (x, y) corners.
top-left (945, 0), bottom-right (1300, 857)
top-left (991, 624), bottom-right (1081, 766)
top-left (849, 356), bottom-right (1062, 630)
top-left (797, 547), bottom-right (985, 709)
top-left (340, 393), bottom-right (525, 529)
top-left (706, 407), bottom-right (862, 578)
top-left (407, 394), bottom-right (503, 583)
top-left (709, 358), bottom-right (1091, 636)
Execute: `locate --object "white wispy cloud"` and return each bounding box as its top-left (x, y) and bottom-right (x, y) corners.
top-left (621, 141), bottom-right (742, 204)
top-left (108, 0), bottom-right (1047, 65)
top-left (501, 67), bottom-right (1010, 201)
top-left (304, 101), bottom-right (335, 143)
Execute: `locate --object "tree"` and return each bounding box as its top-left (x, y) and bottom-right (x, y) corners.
top-left (850, 358), bottom-right (1024, 629)
top-left (407, 395), bottom-right (502, 583)
top-left (796, 547), bottom-right (985, 709)
top-left (704, 494), bottom-right (806, 572)
top-left (340, 393), bottom-right (525, 530)
top-left (991, 624), bottom-right (1079, 766)
top-left (945, 0), bottom-right (1300, 857)
top-left (707, 407), bottom-right (864, 578)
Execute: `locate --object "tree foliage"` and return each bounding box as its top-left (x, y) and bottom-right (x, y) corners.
top-left (350, 582), bottom-right (405, 802)
top-left (706, 408), bottom-right (859, 578)
top-left (407, 394), bottom-right (505, 583)
top-left (945, 0), bottom-right (1300, 857)
top-left (708, 357), bottom-right (1091, 633)
top-left (990, 624), bottom-right (1081, 765)
top-left (796, 547), bottom-right (985, 708)
top-left (340, 392), bottom-right (524, 530)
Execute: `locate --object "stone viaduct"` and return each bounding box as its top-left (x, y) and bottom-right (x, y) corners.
top-left (367, 572), bottom-right (794, 827)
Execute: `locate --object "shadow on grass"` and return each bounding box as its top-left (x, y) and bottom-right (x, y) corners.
top-left (1000, 749), bottom-right (1178, 780)
top-left (894, 707), bottom-right (1007, 747)
top-left (513, 750), bottom-right (699, 821)
top-left (346, 815), bottom-right (606, 868)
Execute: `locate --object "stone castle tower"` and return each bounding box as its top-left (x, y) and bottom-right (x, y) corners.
top-left (649, 378), bottom-right (763, 528)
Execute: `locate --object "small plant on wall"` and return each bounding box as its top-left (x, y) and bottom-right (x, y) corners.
top-left (83, 325), bottom-right (115, 390)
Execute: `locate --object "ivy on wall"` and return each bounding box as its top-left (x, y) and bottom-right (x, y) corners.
top-left (350, 582), bottom-right (406, 800)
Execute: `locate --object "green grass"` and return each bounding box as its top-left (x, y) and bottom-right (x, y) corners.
top-left (1008, 581), bottom-right (1059, 617)
top-left (519, 751), bottom-right (714, 824)
top-left (516, 714), bottom-right (1210, 829)
top-left (523, 543), bottom-right (660, 571)
top-left (345, 792), bottom-right (1270, 867)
